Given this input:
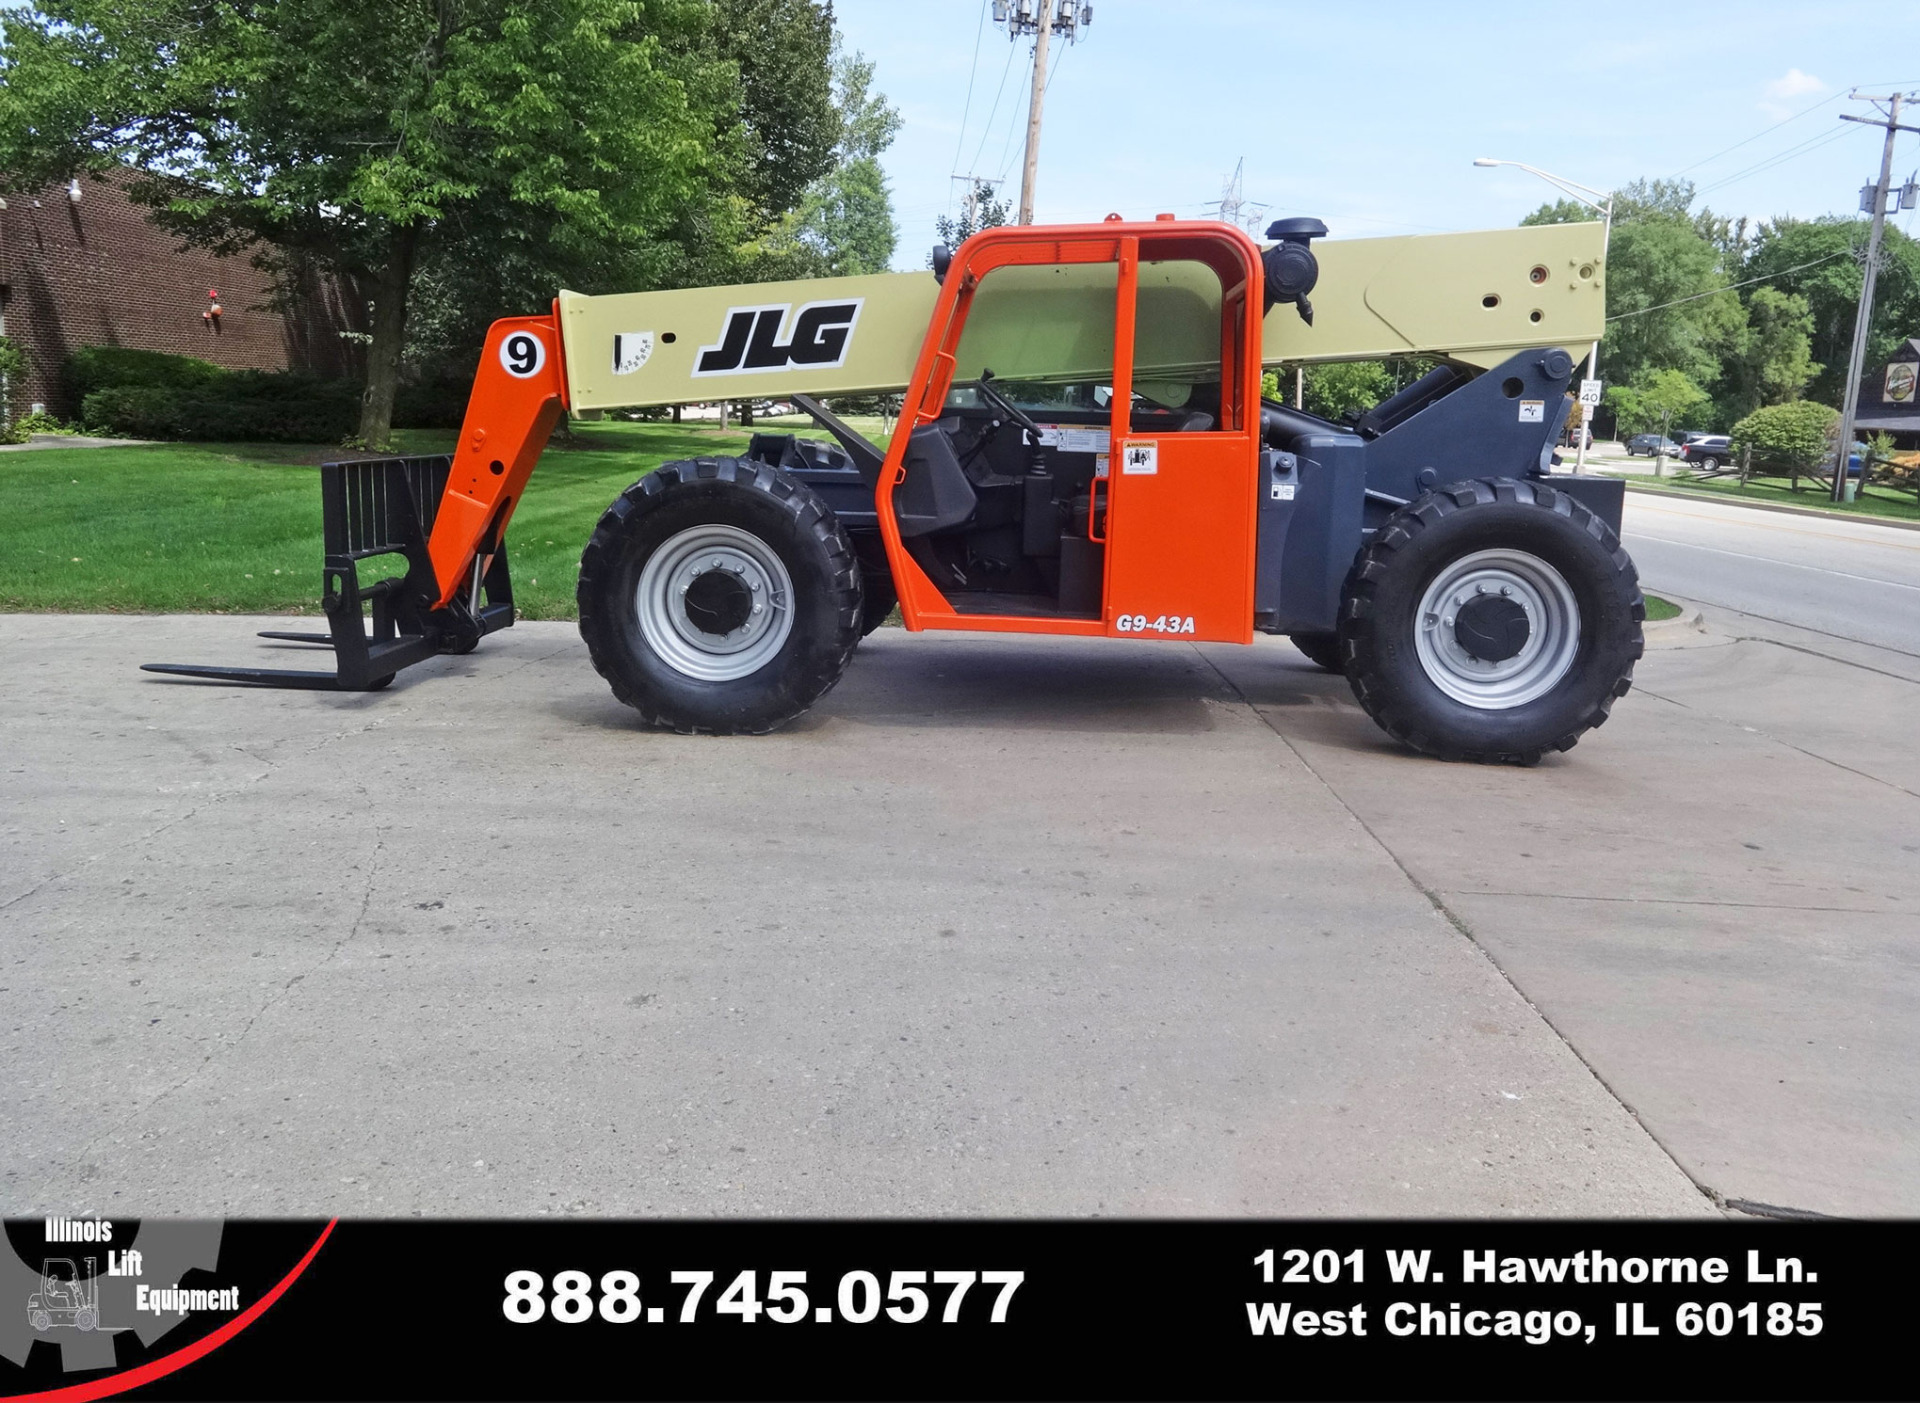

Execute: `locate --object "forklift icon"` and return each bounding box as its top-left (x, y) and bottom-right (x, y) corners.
top-left (27, 1258), bottom-right (100, 1333)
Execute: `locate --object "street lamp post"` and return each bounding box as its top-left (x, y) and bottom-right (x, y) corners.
top-left (1474, 159), bottom-right (1613, 475)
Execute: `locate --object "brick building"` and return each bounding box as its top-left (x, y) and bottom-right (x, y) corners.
top-left (0, 170), bottom-right (364, 422)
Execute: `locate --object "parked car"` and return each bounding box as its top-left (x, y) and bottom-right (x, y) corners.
top-left (1625, 433), bottom-right (1678, 457)
top-left (1680, 435), bottom-right (1733, 472)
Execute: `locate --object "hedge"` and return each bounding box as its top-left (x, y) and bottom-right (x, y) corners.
top-left (83, 381), bottom-right (360, 442)
top-left (67, 346), bottom-right (473, 441)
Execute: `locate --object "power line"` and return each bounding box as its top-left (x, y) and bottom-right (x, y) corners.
top-left (1670, 90), bottom-right (1846, 178)
top-left (967, 37), bottom-right (1021, 176)
top-left (947, 0), bottom-right (991, 215)
top-left (1603, 251), bottom-right (1850, 321)
top-left (1695, 122), bottom-right (1857, 197)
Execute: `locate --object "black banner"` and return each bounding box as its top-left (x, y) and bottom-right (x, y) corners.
top-left (0, 1219), bottom-right (1906, 1400)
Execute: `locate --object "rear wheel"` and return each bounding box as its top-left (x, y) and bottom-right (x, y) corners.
top-left (1339, 477), bottom-right (1643, 764)
top-left (577, 458), bottom-right (863, 733)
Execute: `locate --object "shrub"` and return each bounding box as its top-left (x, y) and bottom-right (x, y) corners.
top-left (65, 344), bottom-right (470, 441)
top-left (83, 381), bottom-right (360, 442)
top-left (393, 376), bottom-right (473, 430)
top-left (63, 345), bottom-right (226, 402)
top-left (1729, 400), bottom-right (1840, 472)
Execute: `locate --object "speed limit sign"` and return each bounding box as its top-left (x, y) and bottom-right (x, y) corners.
top-left (499, 330), bottom-right (547, 379)
top-left (1578, 378), bottom-right (1603, 407)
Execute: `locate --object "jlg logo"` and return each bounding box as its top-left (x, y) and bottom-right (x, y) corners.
top-left (693, 300), bottom-right (863, 376)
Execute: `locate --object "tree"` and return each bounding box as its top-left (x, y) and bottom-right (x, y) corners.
top-left (1721, 286), bottom-right (1819, 421)
top-left (0, 0), bottom-right (744, 447)
top-left (1742, 217), bottom-right (1920, 406)
top-left (773, 48), bottom-right (903, 277)
top-left (935, 179), bottom-right (1011, 253)
top-left (1523, 178), bottom-right (1743, 397)
top-left (401, 1), bottom-right (851, 383)
top-left (1606, 368), bottom-right (1710, 438)
top-left (1260, 360), bottom-right (1427, 421)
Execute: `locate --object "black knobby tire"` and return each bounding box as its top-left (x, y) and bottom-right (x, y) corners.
top-left (1288, 631), bottom-right (1344, 673)
top-left (858, 567), bottom-right (898, 637)
top-left (576, 457), bottom-right (863, 734)
top-left (1339, 477), bottom-right (1644, 764)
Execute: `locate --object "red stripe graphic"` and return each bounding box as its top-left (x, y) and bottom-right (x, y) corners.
top-left (2, 1219), bottom-right (338, 1403)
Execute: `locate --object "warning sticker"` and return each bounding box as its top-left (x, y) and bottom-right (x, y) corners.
top-left (1518, 400), bottom-right (1545, 423)
top-left (1034, 424), bottom-right (1112, 453)
top-left (1122, 442), bottom-right (1159, 475)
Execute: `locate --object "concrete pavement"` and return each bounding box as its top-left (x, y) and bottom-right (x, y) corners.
top-left (3, 615), bottom-right (1712, 1219)
top-left (3, 592), bottom-right (1914, 1219)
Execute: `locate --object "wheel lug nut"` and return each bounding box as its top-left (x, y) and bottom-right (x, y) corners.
top-left (1499, 585), bottom-right (1511, 597)
top-left (752, 603), bottom-right (763, 615)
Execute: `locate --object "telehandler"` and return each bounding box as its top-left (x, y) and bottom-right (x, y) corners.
top-left (148, 214), bottom-right (1642, 763)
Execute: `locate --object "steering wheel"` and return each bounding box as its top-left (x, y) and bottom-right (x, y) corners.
top-left (974, 371), bottom-right (1044, 439)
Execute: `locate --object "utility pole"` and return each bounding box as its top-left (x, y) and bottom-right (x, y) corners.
top-left (994, 0), bottom-right (1090, 225)
top-left (1831, 91), bottom-right (1920, 502)
top-left (1018, 0), bottom-right (1052, 225)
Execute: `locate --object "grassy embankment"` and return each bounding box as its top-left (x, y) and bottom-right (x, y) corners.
top-left (1, 418), bottom-right (1696, 628)
top-left (1613, 470), bottom-right (1920, 524)
top-left (0, 416), bottom-right (886, 618)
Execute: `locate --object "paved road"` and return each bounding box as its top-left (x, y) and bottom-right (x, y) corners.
top-left (5, 607), bottom-right (1918, 1219)
top-left (1621, 491), bottom-right (1920, 657)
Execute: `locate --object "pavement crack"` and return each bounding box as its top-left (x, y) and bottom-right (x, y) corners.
top-left (1447, 890), bottom-right (1892, 914)
top-left (1634, 678), bottom-right (1920, 802)
top-left (1191, 645), bottom-right (1719, 1210)
top-left (0, 715), bottom-right (387, 914)
top-left (26, 825), bottom-right (385, 1205)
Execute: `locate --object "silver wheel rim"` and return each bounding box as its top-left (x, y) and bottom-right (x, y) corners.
top-left (636, 524), bottom-right (794, 682)
top-left (1413, 548), bottom-right (1580, 710)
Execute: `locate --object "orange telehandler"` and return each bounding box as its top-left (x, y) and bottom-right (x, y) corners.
top-left (148, 215), bottom-right (1643, 763)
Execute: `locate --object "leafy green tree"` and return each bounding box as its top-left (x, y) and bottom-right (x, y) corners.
top-left (772, 49), bottom-right (903, 277)
top-left (0, 0), bottom-right (741, 447)
top-left (401, 1), bottom-right (851, 385)
top-left (1524, 178), bottom-right (1742, 396)
top-left (1721, 286), bottom-right (1819, 421)
top-left (935, 179), bottom-right (1012, 253)
top-left (1260, 360), bottom-right (1428, 420)
top-left (1606, 368), bottom-right (1710, 438)
top-left (1730, 400), bottom-right (1840, 472)
top-left (1741, 217), bottom-right (1920, 405)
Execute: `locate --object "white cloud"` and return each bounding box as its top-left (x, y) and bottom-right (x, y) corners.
top-left (1760, 68), bottom-right (1827, 118)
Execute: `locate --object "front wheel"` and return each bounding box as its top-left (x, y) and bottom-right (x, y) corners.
top-left (1288, 631), bottom-right (1344, 673)
top-left (1339, 478), bottom-right (1644, 764)
top-left (577, 458), bottom-right (863, 734)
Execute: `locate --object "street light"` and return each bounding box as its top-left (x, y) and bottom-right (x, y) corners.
top-left (1474, 159), bottom-right (1614, 475)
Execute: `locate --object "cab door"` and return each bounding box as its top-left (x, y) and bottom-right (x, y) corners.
top-left (1100, 235), bottom-right (1261, 645)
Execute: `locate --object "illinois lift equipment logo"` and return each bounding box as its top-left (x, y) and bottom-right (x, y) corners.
top-left (692, 299), bottom-right (863, 377)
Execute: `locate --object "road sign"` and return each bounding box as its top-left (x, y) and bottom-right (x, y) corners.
top-left (1578, 378), bottom-right (1603, 407)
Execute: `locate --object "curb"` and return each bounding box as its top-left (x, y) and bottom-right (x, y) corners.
top-left (1643, 605), bottom-right (1706, 640)
top-left (1621, 482), bottom-right (1920, 533)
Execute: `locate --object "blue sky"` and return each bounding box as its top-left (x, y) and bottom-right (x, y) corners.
top-left (830, 0), bottom-right (1920, 268)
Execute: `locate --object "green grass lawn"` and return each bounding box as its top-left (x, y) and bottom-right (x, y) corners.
top-left (0, 415), bottom-right (891, 619)
top-left (1643, 594), bottom-right (1681, 622)
top-left (1609, 470), bottom-right (1920, 524)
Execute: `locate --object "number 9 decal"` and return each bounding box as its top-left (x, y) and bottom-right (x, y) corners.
top-left (500, 331), bottom-right (547, 379)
